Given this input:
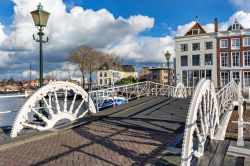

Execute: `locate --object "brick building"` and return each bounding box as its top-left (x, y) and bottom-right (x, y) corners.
top-left (217, 19), bottom-right (250, 89)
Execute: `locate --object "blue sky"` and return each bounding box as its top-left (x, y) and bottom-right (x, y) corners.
top-left (0, 0), bottom-right (235, 36)
top-left (0, 0), bottom-right (249, 80)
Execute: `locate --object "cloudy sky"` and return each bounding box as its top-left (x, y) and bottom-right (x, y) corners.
top-left (0, 0), bottom-right (249, 81)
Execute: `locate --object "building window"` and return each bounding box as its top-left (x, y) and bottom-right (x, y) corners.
top-left (192, 54), bottom-right (200, 66)
top-left (244, 51), bottom-right (250, 66)
top-left (105, 79), bottom-right (107, 84)
top-left (193, 70), bottom-right (200, 86)
top-left (221, 71), bottom-right (229, 86)
top-left (200, 70), bottom-right (205, 78)
top-left (188, 70), bottom-right (193, 87)
top-left (182, 71), bottom-right (187, 86)
top-left (232, 23), bottom-right (240, 30)
top-left (100, 72), bottom-right (102, 77)
top-left (232, 71), bottom-right (240, 84)
top-left (243, 37), bottom-right (250, 47)
top-left (192, 29), bottom-right (199, 35)
top-left (181, 56), bottom-right (188, 66)
top-left (180, 44), bottom-right (188, 52)
top-left (244, 72), bottom-right (250, 87)
top-left (205, 54), bottom-right (213, 65)
top-left (220, 53), bottom-right (229, 67)
top-left (192, 43), bottom-right (200, 51)
top-left (205, 42), bottom-right (213, 49)
top-left (220, 39), bottom-right (228, 48)
top-left (232, 52), bottom-right (240, 67)
top-left (231, 38), bottom-right (240, 49)
top-left (206, 70), bottom-right (212, 80)
top-left (100, 79), bottom-right (102, 85)
top-left (104, 72), bottom-right (107, 77)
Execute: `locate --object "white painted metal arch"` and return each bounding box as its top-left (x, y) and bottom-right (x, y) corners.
top-left (10, 81), bottom-right (96, 138)
top-left (181, 79), bottom-right (219, 166)
top-left (174, 82), bottom-right (187, 98)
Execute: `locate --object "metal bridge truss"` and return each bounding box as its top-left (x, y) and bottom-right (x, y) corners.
top-left (181, 79), bottom-right (246, 166)
top-left (89, 81), bottom-right (191, 111)
top-left (10, 81), bottom-right (189, 137)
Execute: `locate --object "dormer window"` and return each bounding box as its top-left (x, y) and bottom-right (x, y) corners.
top-left (192, 29), bottom-right (199, 35)
top-left (232, 23), bottom-right (240, 30)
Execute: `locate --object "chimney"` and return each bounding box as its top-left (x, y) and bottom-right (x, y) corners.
top-left (214, 18), bottom-right (218, 32)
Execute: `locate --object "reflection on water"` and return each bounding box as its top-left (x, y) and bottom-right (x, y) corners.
top-left (0, 96), bottom-right (26, 127)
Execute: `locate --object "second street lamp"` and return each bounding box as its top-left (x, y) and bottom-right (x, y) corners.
top-left (31, 3), bottom-right (50, 88)
top-left (165, 51), bottom-right (171, 85)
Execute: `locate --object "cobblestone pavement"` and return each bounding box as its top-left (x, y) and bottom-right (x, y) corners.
top-left (0, 120), bottom-right (175, 166)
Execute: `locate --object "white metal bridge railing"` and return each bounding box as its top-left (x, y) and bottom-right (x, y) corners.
top-left (89, 81), bottom-right (191, 111)
top-left (181, 79), bottom-right (248, 166)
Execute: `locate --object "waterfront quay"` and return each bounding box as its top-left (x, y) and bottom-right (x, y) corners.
top-left (0, 96), bottom-right (189, 165)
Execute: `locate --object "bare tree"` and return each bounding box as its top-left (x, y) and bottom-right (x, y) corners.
top-left (85, 50), bottom-right (104, 90)
top-left (68, 45), bottom-right (92, 89)
top-left (69, 45), bottom-right (106, 90)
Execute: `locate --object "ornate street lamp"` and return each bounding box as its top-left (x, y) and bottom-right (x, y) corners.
top-left (31, 3), bottom-right (50, 88)
top-left (165, 51), bottom-right (171, 85)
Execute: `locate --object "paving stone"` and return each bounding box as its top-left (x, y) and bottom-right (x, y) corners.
top-left (0, 120), bottom-right (175, 165)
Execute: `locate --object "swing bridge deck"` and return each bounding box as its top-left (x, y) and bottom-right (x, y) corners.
top-left (0, 95), bottom-right (249, 166)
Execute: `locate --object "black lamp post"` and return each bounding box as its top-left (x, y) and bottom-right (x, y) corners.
top-left (31, 3), bottom-right (50, 88)
top-left (165, 51), bottom-right (171, 85)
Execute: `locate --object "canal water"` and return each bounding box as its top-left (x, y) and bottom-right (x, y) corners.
top-left (0, 95), bottom-right (26, 127)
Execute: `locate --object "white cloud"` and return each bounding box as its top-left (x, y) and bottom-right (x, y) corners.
top-left (0, 23), bottom-right (7, 44)
top-left (2, 0), bottom-right (250, 80)
top-left (1, 0), bottom-right (154, 53)
top-left (105, 35), bottom-right (174, 61)
top-left (0, 51), bottom-right (10, 67)
top-left (22, 70), bottom-right (38, 78)
top-left (230, 0), bottom-right (250, 12)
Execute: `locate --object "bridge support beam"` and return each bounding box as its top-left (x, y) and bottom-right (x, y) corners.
top-left (237, 82), bottom-right (244, 147)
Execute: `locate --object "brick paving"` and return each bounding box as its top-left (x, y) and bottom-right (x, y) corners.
top-left (0, 120), bottom-right (175, 166)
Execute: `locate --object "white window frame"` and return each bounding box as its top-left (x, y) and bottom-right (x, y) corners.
top-left (243, 51), bottom-right (250, 67)
top-left (180, 55), bottom-right (188, 66)
top-left (180, 44), bottom-right (188, 52)
top-left (220, 39), bottom-right (228, 48)
top-left (243, 37), bottom-right (250, 47)
top-left (220, 71), bottom-right (229, 87)
top-left (192, 43), bottom-right (200, 51)
top-left (231, 52), bottom-right (240, 67)
top-left (231, 71), bottom-right (241, 84)
top-left (192, 29), bottom-right (199, 35)
top-left (220, 52), bottom-right (229, 67)
top-left (232, 23), bottom-right (240, 30)
top-left (231, 38), bottom-right (240, 50)
top-left (205, 53), bottom-right (213, 65)
top-left (243, 71), bottom-right (250, 88)
top-left (192, 54), bottom-right (200, 66)
top-left (205, 41), bottom-right (213, 50)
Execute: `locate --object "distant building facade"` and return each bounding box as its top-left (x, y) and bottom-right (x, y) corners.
top-left (139, 66), bottom-right (174, 85)
top-left (97, 63), bottom-right (137, 87)
top-left (175, 21), bottom-right (217, 87)
top-left (217, 20), bottom-right (250, 90)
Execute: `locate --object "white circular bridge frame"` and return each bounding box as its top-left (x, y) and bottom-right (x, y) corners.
top-left (181, 79), bottom-right (219, 166)
top-left (174, 82), bottom-right (187, 98)
top-left (11, 81), bottom-right (96, 138)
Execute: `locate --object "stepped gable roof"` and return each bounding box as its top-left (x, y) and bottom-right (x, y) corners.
top-left (184, 22), bottom-right (207, 36)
